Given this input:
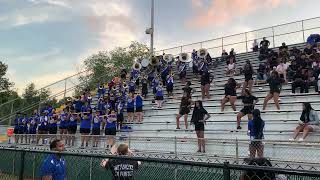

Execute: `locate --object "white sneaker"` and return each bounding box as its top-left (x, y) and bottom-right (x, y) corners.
top-left (298, 138), bottom-right (304, 142)
top-left (288, 138), bottom-right (295, 141)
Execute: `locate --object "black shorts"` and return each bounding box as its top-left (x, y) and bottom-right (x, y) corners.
top-left (67, 125), bottom-right (77, 134)
top-left (250, 140), bottom-right (264, 149)
top-left (136, 106), bottom-right (143, 112)
top-left (117, 113), bottom-right (124, 122)
top-left (127, 108), bottom-right (134, 113)
top-left (155, 96), bottom-right (164, 100)
top-left (105, 128), bottom-right (116, 135)
top-left (195, 123), bottom-right (204, 131)
top-left (80, 128), bottom-right (90, 134)
top-left (59, 126), bottom-right (67, 130)
top-left (245, 77), bottom-right (253, 82)
top-left (14, 128), bottom-right (19, 134)
top-left (179, 107), bottom-right (190, 115)
top-left (92, 128), bottom-right (100, 135)
top-left (49, 127), bottom-right (58, 134)
top-left (240, 106), bottom-right (254, 115)
top-left (166, 85), bottom-right (173, 92)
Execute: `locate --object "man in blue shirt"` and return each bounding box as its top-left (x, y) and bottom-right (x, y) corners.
top-left (40, 139), bottom-right (66, 180)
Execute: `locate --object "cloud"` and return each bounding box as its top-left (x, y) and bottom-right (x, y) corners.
top-left (15, 48), bottom-right (61, 62)
top-left (13, 13), bottom-right (50, 26)
top-left (187, 0), bottom-right (298, 28)
top-left (27, 0), bottom-right (71, 8)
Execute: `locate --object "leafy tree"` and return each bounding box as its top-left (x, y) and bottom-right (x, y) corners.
top-left (76, 41), bottom-right (149, 96)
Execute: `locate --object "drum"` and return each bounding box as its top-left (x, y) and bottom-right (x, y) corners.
top-left (141, 58), bottom-right (149, 68)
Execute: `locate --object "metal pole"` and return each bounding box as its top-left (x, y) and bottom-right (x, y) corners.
top-left (174, 136), bottom-right (177, 157)
top-left (245, 32), bottom-right (248, 52)
top-left (221, 37), bottom-right (224, 52)
top-left (223, 161), bottom-right (231, 180)
top-left (302, 20), bottom-right (305, 42)
top-left (235, 138), bottom-right (239, 164)
top-left (63, 79), bottom-right (67, 99)
top-left (272, 26), bottom-right (275, 48)
top-left (150, 0), bottom-right (154, 56)
top-left (19, 151), bottom-right (26, 180)
top-left (38, 88), bottom-right (42, 113)
top-left (89, 157), bottom-right (93, 180)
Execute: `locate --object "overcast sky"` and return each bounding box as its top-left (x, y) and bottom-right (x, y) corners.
top-left (1, 0), bottom-right (320, 93)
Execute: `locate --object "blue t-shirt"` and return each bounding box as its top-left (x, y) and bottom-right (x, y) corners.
top-left (38, 116), bottom-right (48, 130)
top-left (92, 116), bottom-right (102, 129)
top-left (74, 100), bottom-right (83, 111)
top-left (29, 117), bottom-right (38, 134)
top-left (156, 87), bottom-right (164, 97)
top-left (48, 117), bottom-right (57, 128)
top-left (69, 115), bottom-right (77, 126)
top-left (80, 115), bottom-right (92, 129)
top-left (127, 97), bottom-right (134, 109)
top-left (248, 120), bottom-right (265, 140)
top-left (106, 114), bottom-right (117, 129)
top-left (135, 95), bottom-right (143, 108)
top-left (59, 113), bottom-right (68, 128)
top-left (40, 154), bottom-right (66, 180)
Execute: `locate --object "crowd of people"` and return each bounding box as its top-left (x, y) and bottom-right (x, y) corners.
top-left (12, 38), bottom-right (320, 158)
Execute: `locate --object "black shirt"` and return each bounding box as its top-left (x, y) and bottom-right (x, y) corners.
top-left (182, 86), bottom-right (193, 97)
top-left (267, 76), bottom-right (284, 92)
top-left (243, 64), bottom-right (254, 80)
top-left (224, 83), bottom-right (237, 96)
top-left (237, 95), bottom-right (258, 105)
top-left (200, 72), bottom-right (211, 85)
top-left (107, 159), bottom-right (139, 180)
top-left (304, 47), bottom-right (313, 55)
top-left (191, 108), bottom-right (208, 125)
top-left (260, 40), bottom-right (270, 47)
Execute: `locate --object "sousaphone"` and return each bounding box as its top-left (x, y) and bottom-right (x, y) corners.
top-left (197, 48), bottom-right (208, 59)
top-left (132, 62), bottom-right (142, 71)
top-left (179, 53), bottom-right (191, 63)
top-left (163, 54), bottom-right (173, 63)
top-left (150, 56), bottom-right (159, 66)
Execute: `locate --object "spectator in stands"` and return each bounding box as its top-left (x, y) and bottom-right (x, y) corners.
top-left (200, 71), bottom-right (213, 99)
top-left (226, 58), bottom-right (236, 76)
top-left (242, 60), bottom-right (254, 94)
top-left (40, 139), bottom-right (66, 180)
top-left (100, 144), bottom-right (140, 179)
top-left (312, 58), bottom-right (320, 75)
top-left (221, 49), bottom-right (228, 62)
top-left (276, 60), bottom-right (288, 83)
top-left (67, 112), bottom-right (78, 146)
top-left (221, 78), bottom-right (240, 112)
top-left (260, 37), bottom-right (270, 50)
top-left (116, 100), bottom-right (124, 130)
top-left (248, 109), bottom-right (265, 158)
top-left (239, 158), bottom-right (276, 180)
top-left (92, 111), bottom-right (102, 147)
top-left (263, 71), bottom-right (284, 110)
top-left (126, 93), bottom-right (135, 122)
top-left (252, 39), bottom-right (259, 52)
top-left (304, 43), bottom-right (313, 57)
top-left (290, 102), bottom-right (320, 141)
top-left (279, 43), bottom-right (289, 58)
top-left (28, 113), bottom-right (38, 144)
top-left (236, 89), bottom-right (259, 130)
top-left (229, 48), bottom-right (236, 59)
top-left (255, 63), bottom-right (268, 85)
top-left (191, 100), bottom-right (211, 153)
top-left (80, 112), bottom-right (91, 147)
top-left (305, 68), bottom-right (318, 93)
top-left (176, 94), bottom-right (192, 129)
top-left (37, 112), bottom-right (49, 144)
top-left (287, 60), bottom-right (298, 82)
top-left (292, 68), bottom-right (307, 94)
top-left (135, 93), bottom-right (143, 122)
top-left (105, 110), bottom-right (117, 149)
top-left (48, 113), bottom-right (58, 143)
top-left (58, 109), bottom-right (68, 142)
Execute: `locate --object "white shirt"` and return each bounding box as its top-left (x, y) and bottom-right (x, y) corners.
top-left (227, 63), bottom-right (235, 70)
top-left (276, 64), bottom-right (287, 74)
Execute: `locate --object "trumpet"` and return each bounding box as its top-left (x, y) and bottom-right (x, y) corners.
top-left (150, 56), bottom-right (159, 66)
top-left (197, 48), bottom-right (208, 59)
top-left (179, 53), bottom-right (191, 63)
top-left (112, 86), bottom-right (117, 91)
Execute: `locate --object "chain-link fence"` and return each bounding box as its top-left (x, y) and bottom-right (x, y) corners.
top-left (0, 147), bottom-right (319, 180)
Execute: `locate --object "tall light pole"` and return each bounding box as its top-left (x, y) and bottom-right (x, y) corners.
top-left (146, 0), bottom-right (154, 56)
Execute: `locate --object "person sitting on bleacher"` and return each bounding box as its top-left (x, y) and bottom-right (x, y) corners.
top-left (290, 102), bottom-right (320, 141)
top-left (291, 68), bottom-right (307, 94)
top-left (279, 42), bottom-right (289, 59)
top-left (287, 60), bottom-right (298, 82)
top-left (229, 48), bottom-right (236, 60)
top-left (304, 43), bottom-right (313, 58)
top-left (260, 37), bottom-right (270, 50)
top-left (276, 60), bottom-right (288, 83)
top-left (252, 39), bottom-right (259, 52)
top-left (305, 68), bottom-right (318, 93)
top-left (221, 49), bottom-right (228, 62)
top-left (226, 58), bottom-right (236, 76)
top-left (255, 63), bottom-right (268, 85)
top-left (312, 58), bottom-right (320, 75)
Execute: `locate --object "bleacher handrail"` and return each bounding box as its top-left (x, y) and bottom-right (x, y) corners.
top-left (156, 16), bottom-right (320, 56)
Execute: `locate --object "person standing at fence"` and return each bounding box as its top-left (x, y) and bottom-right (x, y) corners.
top-left (58, 109), bottom-right (68, 142)
top-left (92, 111), bottom-right (102, 147)
top-left (100, 144), bottom-right (141, 179)
top-left (105, 110), bottom-right (117, 150)
top-left (67, 112), bottom-right (78, 147)
top-left (37, 112), bottom-right (49, 144)
top-left (248, 109), bottom-right (265, 158)
top-left (40, 139), bottom-right (66, 180)
top-left (80, 112), bottom-right (92, 147)
top-left (191, 100), bottom-right (211, 153)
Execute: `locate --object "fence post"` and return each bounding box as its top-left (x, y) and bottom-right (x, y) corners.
top-left (174, 136), bottom-right (177, 157)
top-left (302, 20), bottom-right (305, 42)
top-left (9, 101), bottom-right (14, 126)
top-left (63, 79), bottom-right (67, 99)
top-left (272, 26), bottom-right (275, 48)
top-left (235, 138), bottom-right (239, 164)
top-left (200, 42), bottom-right (203, 48)
top-left (32, 155), bottom-right (35, 180)
top-left (19, 151), bottom-right (26, 180)
top-left (223, 161), bottom-right (231, 180)
top-left (180, 46), bottom-right (183, 53)
top-left (89, 157), bottom-right (93, 180)
top-left (128, 135), bottom-right (131, 149)
top-left (245, 32), bottom-right (248, 52)
top-left (221, 37), bottom-right (224, 52)
top-left (38, 88), bottom-right (42, 113)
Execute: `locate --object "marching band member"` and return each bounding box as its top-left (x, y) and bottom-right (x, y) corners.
top-left (166, 73), bottom-right (174, 97)
top-left (179, 62), bottom-right (187, 84)
top-left (92, 111), bottom-right (103, 147)
top-left (97, 84), bottom-right (106, 99)
top-left (80, 112), bottom-right (92, 147)
top-left (155, 83), bottom-right (164, 108)
top-left (141, 75), bottom-right (148, 98)
top-left (152, 74), bottom-right (160, 95)
top-left (161, 64), bottom-right (169, 86)
top-left (105, 110), bottom-right (117, 149)
top-left (116, 100), bottom-right (124, 130)
top-left (126, 92), bottom-right (135, 123)
top-left (128, 80), bottom-right (136, 94)
top-left (135, 93), bottom-right (144, 122)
